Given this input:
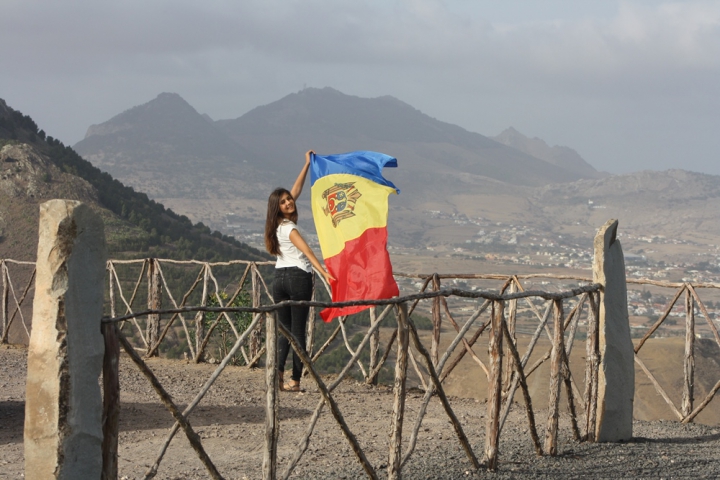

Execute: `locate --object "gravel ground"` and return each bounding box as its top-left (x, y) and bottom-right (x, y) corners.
top-left (2, 345), bottom-right (720, 479)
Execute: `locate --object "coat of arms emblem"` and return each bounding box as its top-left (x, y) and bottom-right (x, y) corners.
top-left (322, 182), bottom-right (362, 227)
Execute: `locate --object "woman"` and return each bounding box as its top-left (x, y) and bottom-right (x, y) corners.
top-left (264, 150), bottom-right (334, 392)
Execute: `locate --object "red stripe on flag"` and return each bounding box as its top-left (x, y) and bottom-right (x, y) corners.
top-left (321, 227), bottom-right (398, 322)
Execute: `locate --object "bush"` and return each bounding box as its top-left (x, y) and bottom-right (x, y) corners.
top-left (189, 291), bottom-right (254, 365)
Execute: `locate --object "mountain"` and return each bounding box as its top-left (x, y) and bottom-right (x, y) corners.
top-left (216, 87), bottom-right (592, 190)
top-left (80, 92), bottom-right (241, 161)
top-left (73, 89), bottom-right (600, 205)
top-left (63, 89), bottom-right (720, 268)
top-left (74, 92), bottom-right (267, 199)
top-left (71, 88), bottom-right (608, 241)
top-left (493, 127), bottom-right (604, 179)
top-left (0, 98), bottom-right (268, 263)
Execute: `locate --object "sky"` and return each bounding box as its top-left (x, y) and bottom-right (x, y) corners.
top-left (2, 0), bottom-right (719, 175)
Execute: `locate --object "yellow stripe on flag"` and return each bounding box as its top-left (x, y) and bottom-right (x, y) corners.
top-left (311, 174), bottom-right (396, 259)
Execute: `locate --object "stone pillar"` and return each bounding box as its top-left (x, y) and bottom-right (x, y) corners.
top-left (25, 200), bottom-right (107, 479)
top-left (593, 219), bottom-right (634, 442)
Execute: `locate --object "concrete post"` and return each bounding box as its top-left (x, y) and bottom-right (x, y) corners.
top-left (593, 219), bottom-right (634, 442)
top-left (24, 200), bottom-right (107, 479)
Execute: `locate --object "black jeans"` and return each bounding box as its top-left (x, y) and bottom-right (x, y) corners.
top-left (272, 267), bottom-right (313, 381)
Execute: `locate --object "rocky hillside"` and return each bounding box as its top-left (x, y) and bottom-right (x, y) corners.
top-left (0, 143), bottom-right (115, 260)
top-left (0, 98), bottom-right (269, 262)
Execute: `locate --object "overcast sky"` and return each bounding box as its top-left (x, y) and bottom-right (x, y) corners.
top-left (2, 0), bottom-right (719, 175)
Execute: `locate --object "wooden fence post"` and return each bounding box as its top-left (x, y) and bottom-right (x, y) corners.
top-left (306, 272), bottom-right (316, 358)
top-left (263, 311), bottom-right (279, 479)
top-left (485, 300), bottom-right (504, 471)
top-left (682, 287), bottom-right (695, 416)
top-left (593, 219), bottom-right (634, 442)
top-left (431, 274), bottom-right (441, 366)
top-left (194, 264), bottom-right (209, 362)
top-left (544, 300), bottom-right (564, 456)
top-left (584, 292), bottom-right (600, 442)
top-left (108, 262), bottom-right (116, 319)
top-left (103, 262), bottom-right (119, 479)
top-left (146, 258), bottom-right (162, 356)
top-left (388, 302), bottom-right (409, 480)
top-left (503, 281), bottom-right (517, 397)
top-left (368, 307), bottom-right (379, 385)
top-left (250, 265), bottom-right (262, 360)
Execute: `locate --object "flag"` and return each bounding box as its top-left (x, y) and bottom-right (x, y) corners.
top-left (310, 151), bottom-right (399, 322)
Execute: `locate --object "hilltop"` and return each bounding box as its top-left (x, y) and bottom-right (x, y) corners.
top-left (74, 92), bottom-right (266, 199)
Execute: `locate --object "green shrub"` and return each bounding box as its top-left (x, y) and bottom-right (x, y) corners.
top-left (189, 291), bottom-right (254, 365)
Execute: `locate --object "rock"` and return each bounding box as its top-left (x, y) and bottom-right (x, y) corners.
top-left (593, 219), bottom-right (634, 442)
top-left (24, 200), bottom-right (107, 479)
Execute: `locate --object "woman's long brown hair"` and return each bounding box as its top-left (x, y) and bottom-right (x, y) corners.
top-left (265, 188), bottom-right (298, 256)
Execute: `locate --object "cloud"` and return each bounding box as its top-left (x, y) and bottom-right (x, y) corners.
top-left (4, 1), bottom-right (719, 73)
top-left (2, 1), bottom-right (720, 174)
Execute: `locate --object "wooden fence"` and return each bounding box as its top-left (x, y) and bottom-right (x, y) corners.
top-left (10, 257), bottom-right (720, 478)
top-left (105, 258), bottom-right (276, 363)
top-left (97, 261), bottom-right (603, 479)
top-left (628, 278), bottom-right (720, 424)
top-left (98, 282), bottom-right (600, 478)
top-left (0, 259), bottom-right (35, 344)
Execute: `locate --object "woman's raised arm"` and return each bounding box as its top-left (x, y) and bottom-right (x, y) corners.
top-left (290, 150), bottom-right (314, 201)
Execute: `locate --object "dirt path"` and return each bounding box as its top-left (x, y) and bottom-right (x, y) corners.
top-left (2, 346), bottom-right (720, 479)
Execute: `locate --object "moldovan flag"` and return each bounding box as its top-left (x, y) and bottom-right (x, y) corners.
top-left (310, 151), bottom-right (400, 322)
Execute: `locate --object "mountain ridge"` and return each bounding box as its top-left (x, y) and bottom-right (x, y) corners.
top-left (493, 126), bottom-right (604, 179)
top-left (74, 89), bottom-right (599, 206)
top-left (216, 87), bottom-right (592, 188)
top-left (77, 91), bottom-right (250, 168)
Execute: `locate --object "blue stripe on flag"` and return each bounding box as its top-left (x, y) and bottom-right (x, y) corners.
top-left (310, 151), bottom-right (399, 193)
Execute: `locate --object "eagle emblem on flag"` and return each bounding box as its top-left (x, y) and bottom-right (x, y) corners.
top-left (322, 182), bottom-right (362, 227)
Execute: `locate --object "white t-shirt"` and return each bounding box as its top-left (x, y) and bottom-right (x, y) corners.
top-left (275, 220), bottom-right (312, 272)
